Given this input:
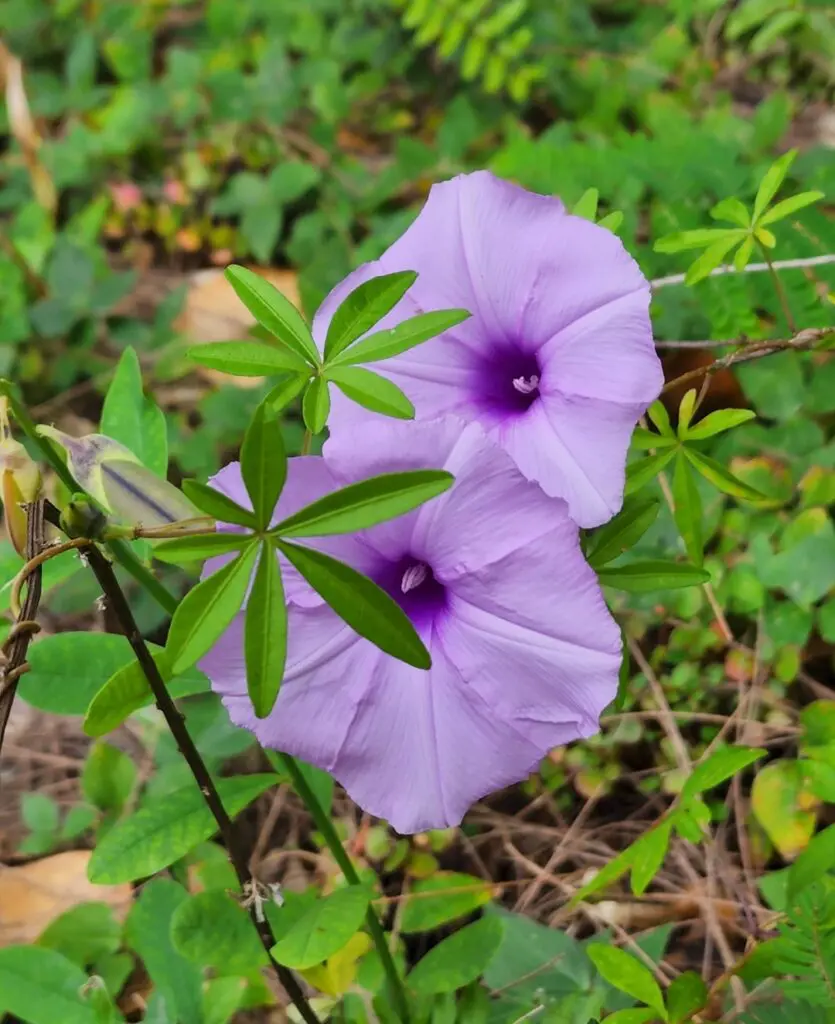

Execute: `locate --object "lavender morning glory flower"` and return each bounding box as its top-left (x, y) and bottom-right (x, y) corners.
top-left (314, 170), bottom-right (663, 528)
top-left (199, 418), bottom-right (621, 834)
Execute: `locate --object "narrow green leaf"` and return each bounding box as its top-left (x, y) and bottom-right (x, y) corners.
top-left (624, 449), bottom-right (677, 495)
top-left (302, 377), bottom-right (330, 434)
top-left (89, 774), bottom-right (276, 883)
top-left (266, 372), bottom-right (310, 413)
top-left (681, 746), bottom-right (765, 802)
top-left (754, 226), bottom-right (776, 248)
top-left (586, 945), bottom-right (666, 1016)
top-left (753, 149), bottom-right (797, 222)
top-left (631, 821), bottom-right (673, 896)
top-left (225, 265), bottom-right (318, 365)
top-left (407, 916), bottom-right (503, 996)
top-left (153, 533), bottom-right (250, 565)
top-left (666, 971), bottom-right (708, 1023)
top-left (327, 365), bottom-right (414, 419)
top-left (187, 341), bottom-right (308, 377)
top-left (647, 400), bottom-right (674, 437)
top-left (587, 497), bottom-right (660, 569)
top-left (682, 446), bottom-right (769, 502)
top-left (331, 309), bottom-right (471, 367)
top-left (166, 544), bottom-right (259, 674)
top-left (245, 545), bottom-right (287, 718)
top-left (598, 560), bottom-right (710, 592)
top-left (240, 400), bottom-right (286, 529)
top-left (757, 190), bottom-right (824, 226)
top-left (324, 271), bottom-right (417, 361)
top-left (672, 453), bottom-right (704, 566)
top-left (677, 389), bottom-right (697, 435)
top-left (653, 227), bottom-right (737, 253)
top-left (83, 652), bottom-right (209, 737)
top-left (602, 1011), bottom-right (656, 1024)
top-left (274, 470), bottom-right (453, 538)
top-left (597, 210), bottom-right (624, 232)
top-left (572, 187), bottom-right (599, 221)
top-left (631, 426), bottom-right (677, 450)
top-left (101, 346), bottom-right (167, 478)
top-left (277, 540), bottom-right (430, 669)
top-left (81, 741), bottom-right (137, 814)
top-left (683, 408), bottom-right (756, 440)
top-left (182, 479), bottom-right (257, 529)
top-left (270, 887), bottom-right (372, 969)
top-left (733, 235), bottom-right (755, 271)
top-left (685, 234), bottom-right (745, 285)
top-left (710, 196), bottom-right (750, 227)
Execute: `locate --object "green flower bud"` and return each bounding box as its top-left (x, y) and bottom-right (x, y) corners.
top-left (37, 427), bottom-right (200, 529)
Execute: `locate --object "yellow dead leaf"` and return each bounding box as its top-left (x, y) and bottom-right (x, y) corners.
top-left (299, 931), bottom-right (373, 996)
top-left (751, 759), bottom-right (818, 860)
top-left (0, 850), bottom-right (132, 947)
top-left (177, 266), bottom-right (302, 388)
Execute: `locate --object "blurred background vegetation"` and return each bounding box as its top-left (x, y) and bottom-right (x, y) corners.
top-left (1, 0), bottom-right (834, 1020)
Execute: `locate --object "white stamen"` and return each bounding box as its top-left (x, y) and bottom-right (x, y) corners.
top-left (401, 562), bottom-right (429, 593)
top-left (512, 374), bottom-right (540, 395)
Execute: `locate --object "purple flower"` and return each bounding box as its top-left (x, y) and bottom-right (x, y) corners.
top-left (314, 171), bottom-right (663, 528)
top-left (199, 418), bottom-right (621, 834)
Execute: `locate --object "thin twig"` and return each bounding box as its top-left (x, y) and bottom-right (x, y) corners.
top-left (651, 253), bottom-right (835, 290)
top-left (0, 499), bottom-right (45, 754)
top-left (661, 326), bottom-right (832, 396)
top-left (52, 514), bottom-right (319, 1024)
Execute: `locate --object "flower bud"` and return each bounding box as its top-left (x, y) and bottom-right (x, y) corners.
top-left (37, 427), bottom-right (200, 529)
top-left (0, 437), bottom-right (42, 557)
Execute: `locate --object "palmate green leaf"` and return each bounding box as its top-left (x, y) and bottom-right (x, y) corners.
top-left (681, 746), bottom-right (765, 802)
top-left (685, 233), bottom-right (746, 285)
top-left (677, 389), bottom-right (697, 435)
top-left (330, 309), bottom-right (471, 367)
top-left (166, 543), bottom-right (259, 674)
top-left (572, 187), bottom-right (599, 220)
top-left (624, 449), bottom-right (677, 495)
top-left (684, 408), bottom-right (756, 440)
top-left (266, 372), bottom-right (310, 413)
top-left (682, 446), bottom-right (770, 502)
top-left (755, 226), bottom-right (776, 248)
top-left (324, 270), bottom-right (417, 361)
top-left (89, 774), bottom-right (276, 884)
top-left (245, 545), bottom-right (287, 719)
top-left (758, 190), bottom-right (824, 226)
top-left (653, 227), bottom-right (738, 253)
top-left (83, 649), bottom-right (209, 737)
top-left (586, 945), bottom-right (666, 1016)
top-left (240, 399), bottom-right (286, 529)
top-left (327, 365), bottom-right (414, 419)
top-left (187, 341), bottom-right (308, 377)
top-left (630, 426), bottom-right (677, 450)
top-left (598, 210), bottom-right (624, 232)
top-left (753, 148), bottom-right (797, 222)
top-left (270, 886), bottom-right (372, 969)
top-left (274, 469), bottom-right (453, 538)
top-left (152, 533), bottom-right (251, 565)
top-left (302, 377), bottom-right (331, 434)
top-left (170, 890), bottom-right (266, 972)
top-left (277, 539), bottom-right (430, 669)
top-left (0, 945), bottom-right (96, 1024)
top-left (407, 916), bottom-right (503, 996)
top-left (710, 196), bottom-right (751, 227)
top-left (587, 497), bottom-right (660, 569)
top-left (182, 479), bottom-right (257, 529)
top-left (647, 400), bottom-right (674, 437)
top-left (734, 235), bottom-right (755, 270)
top-left (225, 266), bottom-right (319, 365)
top-left (666, 972), bottom-right (708, 1023)
top-left (598, 560), bottom-right (710, 592)
top-left (672, 453), bottom-right (703, 566)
